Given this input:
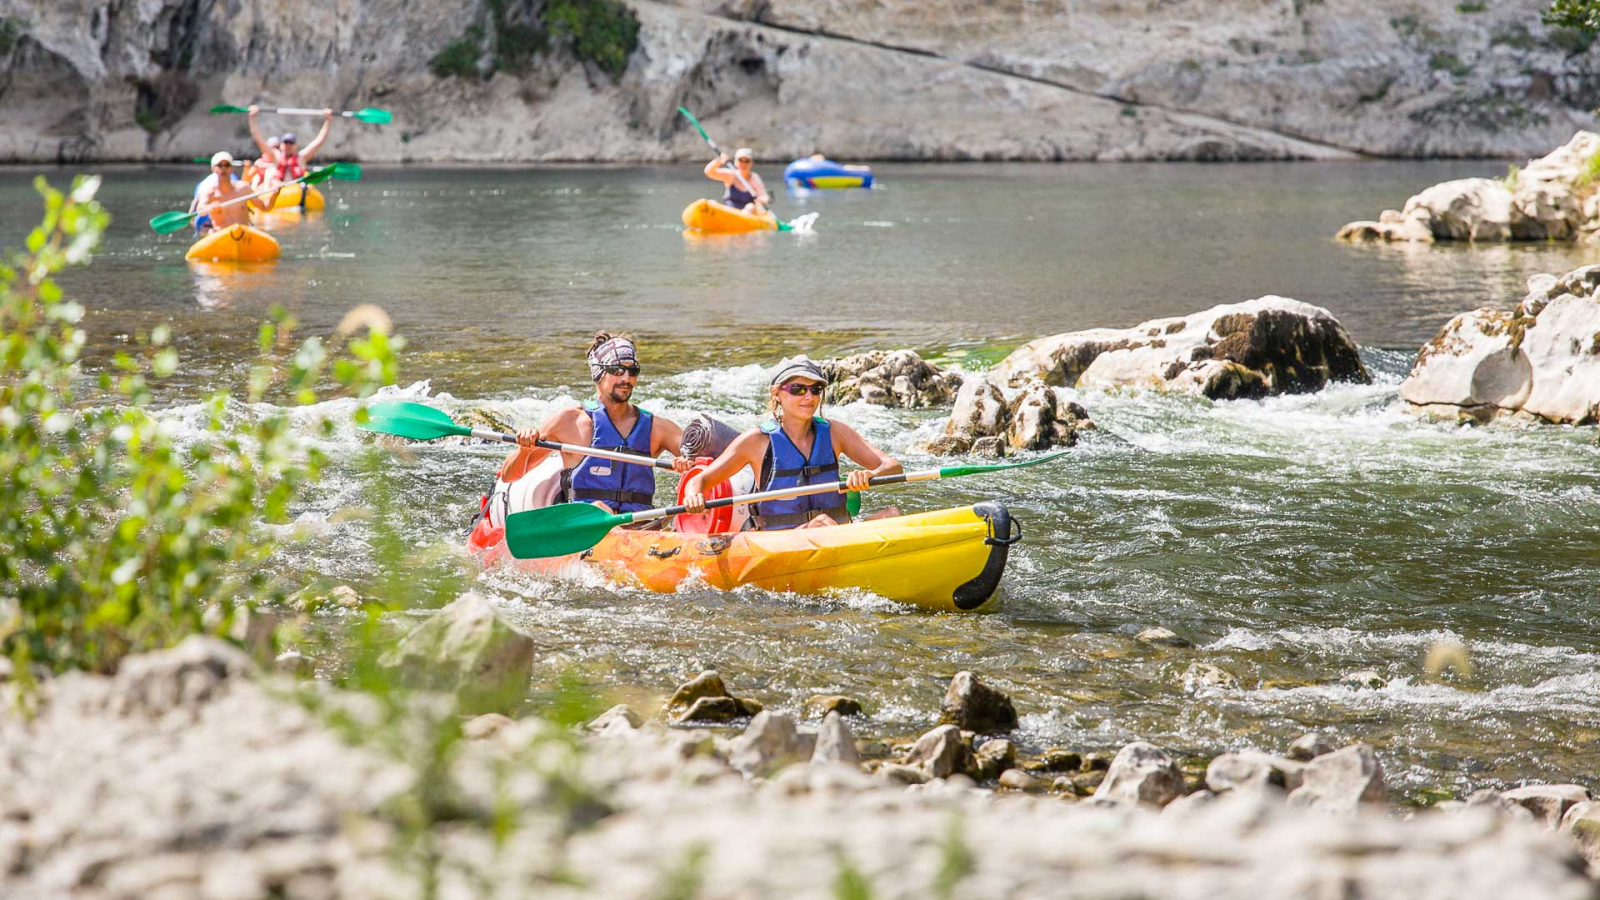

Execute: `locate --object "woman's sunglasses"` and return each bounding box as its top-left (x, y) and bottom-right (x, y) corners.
top-left (602, 364), bottom-right (641, 378)
top-left (779, 382), bottom-right (826, 396)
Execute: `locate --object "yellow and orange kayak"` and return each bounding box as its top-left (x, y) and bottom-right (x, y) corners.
top-left (185, 224), bottom-right (281, 262)
top-left (470, 503), bottom-right (1017, 613)
top-left (269, 183), bottom-right (326, 211)
top-left (682, 199), bottom-right (778, 234)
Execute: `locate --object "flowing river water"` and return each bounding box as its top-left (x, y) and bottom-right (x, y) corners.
top-left (5, 161), bottom-right (1599, 799)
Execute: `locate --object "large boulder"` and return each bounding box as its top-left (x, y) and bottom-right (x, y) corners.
top-left (1400, 265), bottom-right (1600, 424)
top-left (929, 378), bottom-right (1092, 455)
top-left (1285, 744), bottom-right (1388, 814)
top-left (990, 297), bottom-right (1370, 400)
top-left (938, 671), bottom-right (1019, 734)
top-left (1338, 132), bottom-right (1599, 243)
top-left (380, 592), bottom-right (537, 714)
top-left (823, 350), bottom-right (963, 408)
top-left (1094, 741), bottom-right (1186, 808)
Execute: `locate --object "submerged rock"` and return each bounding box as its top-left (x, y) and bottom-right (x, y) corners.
top-left (991, 297), bottom-right (1370, 399)
top-left (1095, 741), bottom-right (1186, 808)
top-left (823, 349), bottom-right (963, 408)
top-left (938, 671), bottom-right (1019, 734)
top-left (379, 592), bottom-right (537, 714)
top-left (803, 694), bottom-right (863, 718)
top-left (1338, 133), bottom-right (1600, 243)
top-left (1137, 627), bottom-right (1192, 648)
top-left (1401, 264), bottom-right (1600, 425)
top-left (666, 670), bottom-right (763, 724)
top-left (1182, 662), bottom-right (1240, 692)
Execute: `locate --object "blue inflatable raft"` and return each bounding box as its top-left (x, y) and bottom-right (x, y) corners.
top-left (784, 157), bottom-right (874, 190)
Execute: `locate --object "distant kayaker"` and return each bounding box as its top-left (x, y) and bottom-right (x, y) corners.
top-left (704, 147), bottom-right (770, 212)
top-left (246, 104), bottom-right (334, 181)
top-left (193, 151), bottom-right (282, 233)
top-left (498, 333), bottom-right (695, 518)
top-left (681, 356), bottom-right (902, 530)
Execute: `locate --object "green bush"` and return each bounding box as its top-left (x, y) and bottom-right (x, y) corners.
top-left (1428, 50), bottom-right (1472, 78)
top-left (1456, 1), bottom-right (1486, 12)
top-left (0, 18), bottom-right (21, 55)
top-left (0, 176), bottom-right (401, 676)
top-left (546, 0), bottom-right (640, 78)
top-left (1545, 0), bottom-right (1600, 34)
top-left (431, 32), bottom-right (484, 79)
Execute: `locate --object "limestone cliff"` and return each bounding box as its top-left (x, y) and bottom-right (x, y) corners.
top-left (0, 0), bottom-right (1595, 163)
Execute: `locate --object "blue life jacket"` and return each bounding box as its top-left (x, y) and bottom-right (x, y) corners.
top-left (752, 418), bottom-right (850, 530)
top-left (567, 401), bottom-right (656, 513)
top-left (724, 183), bottom-right (756, 208)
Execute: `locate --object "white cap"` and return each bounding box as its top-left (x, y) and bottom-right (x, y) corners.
top-left (734, 147), bottom-right (754, 161)
top-left (769, 355), bottom-right (828, 387)
top-left (210, 151), bottom-right (234, 166)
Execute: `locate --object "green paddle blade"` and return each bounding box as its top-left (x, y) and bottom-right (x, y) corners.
top-left (352, 107), bottom-right (393, 125)
top-left (149, 210), bottom-right (196, 234)
top-left (677, 107), bottom-right (712, 144)
top-left (357, 401), bottom-right (470, 441)
top-left (506, 502), bottom-right (631, 559)
top-left (330, 162), bottom-right (361, 180)
top-left (209, 104), bottom-right (249, 115)
top-left (938, 449), bottom-right (1074, 479)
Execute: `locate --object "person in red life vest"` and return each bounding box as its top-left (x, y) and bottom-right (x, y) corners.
top-left (680, 356), bottom-right (902, 530)
top-left (497, 332), bottom-right (696, 523)
top-left (246, 104), bottom-right (334, 181)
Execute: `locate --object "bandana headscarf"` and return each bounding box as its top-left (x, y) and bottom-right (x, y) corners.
top-left (587, 337), bottom-right (639, 382)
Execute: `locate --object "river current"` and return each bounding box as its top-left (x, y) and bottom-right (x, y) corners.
top-left (4, 161), bottom-right (1598, 799)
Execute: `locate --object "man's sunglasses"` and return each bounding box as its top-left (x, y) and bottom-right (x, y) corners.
top-left (778, 382), bottom-right (826, 396)
top-left (602, 364), bottom-right (640, 378)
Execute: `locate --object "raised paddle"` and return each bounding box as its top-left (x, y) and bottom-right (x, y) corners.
top-left (677, 107), bottom-right (817, 234)
top-left (210, 104), bottom-right (394, 125)
top-left (148, 163), bottom-right (360, 234)
top-left (357, 400), bottom-right (680, 471)
top-left (504, 450), bottom-right (1072, 559)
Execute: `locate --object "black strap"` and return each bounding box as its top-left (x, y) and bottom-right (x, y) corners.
top-left (770, 463), bottom-right (838, 480)
top-left (753, 505), bottom-right (851, 530)
top-left (571, 487), bottom-right (655, 507)
top-left (591, 444), bottom-right (651, 459)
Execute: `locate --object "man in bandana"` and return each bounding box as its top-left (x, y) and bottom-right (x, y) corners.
top-left (497, 332), bottom-right (694, 516)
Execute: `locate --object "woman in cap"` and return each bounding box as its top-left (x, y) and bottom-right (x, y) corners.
top-left (681, 356), bottom-right (901, 530)
top-left (703, 146), bottom-right (771, 213)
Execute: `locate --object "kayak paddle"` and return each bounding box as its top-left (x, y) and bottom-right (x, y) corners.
top-left (148, 162), bottom-right (360, 234)
top-left (358, 400), bottom-right (680, 471)
top-left (677, 106), bottom-right (816, 234)
top-left (505, 450), bottom-right (1071, 559)
top-left (210, 104), bottom-right (394, 125)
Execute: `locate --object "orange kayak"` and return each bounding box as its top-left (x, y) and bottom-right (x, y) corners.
top-left (682, 199), bottom-right (778, 234)
top-left (186, 224), bottom-right (280, 262)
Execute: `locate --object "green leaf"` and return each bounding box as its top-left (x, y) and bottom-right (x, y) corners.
top-left (152, 348), bottom-right (178, 377)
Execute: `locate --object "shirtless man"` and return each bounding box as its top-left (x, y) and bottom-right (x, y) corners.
top-left (194, 152), bottom-right (281, 233)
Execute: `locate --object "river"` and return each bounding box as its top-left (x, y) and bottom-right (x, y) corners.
top-left (4, 161), bottom-right (1598, 799)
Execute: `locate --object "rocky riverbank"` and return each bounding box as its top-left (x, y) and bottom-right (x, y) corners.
top-left (6, 628), bottom-right (1600, 900)
top-left (3, 0), bottom-right (1598, 163)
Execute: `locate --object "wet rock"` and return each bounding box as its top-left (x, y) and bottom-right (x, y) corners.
top-left (1205, 752), bottom-right (1305, 795)
top-left (822, 349), bottom-right (963, 409)
top-left (1070, 770), bottom-right (1107, 796)
top-left (1341, 670), bottom-right (1388, 690)
top-left (1028, 748), bottom-right (1082, 774)
top-left (462, 713), bottom-right (513, 740)
top-left (875, 762), bottom-right (930, 786)
top-left (1287, 732), bottom-right (1337, 762)
top-left (1083, 752), bottom-right (1114, 772)
top-left (1137, 627), bottom-right (1191, 648)
top-left (991, 297), bottom-right (1369, 399)
top-left (728, 712), bottom-right (813, 779)
top-left (1401, 262), bottom-right (1600, 425)
top-left (803, 694), bottom-right (863, 718)
top-left (380, 592), bottom-right (537, 715)
top-left (586, 704), bottom-right (643, 732)
top-left (666, 670), bottom-right (762, 723)
top-left (970, 435), bottom-right (1008, 458)
top-left (998, 769), bottom-right (1049, 792)
top-left (1005, 381), bottom-right (1084, 450)
top-left (974, 738), bottom-right (1016, 780)
top-left (287, 582), bottom-right (363, 612)
top-left (938, 671), bottom-right (1019, 734)
top-left (1182, 662), bottom-right (1239, 691)
top-left (933, 377), bottom-right (1090, 454)
top-left (1285, 744), bottom-right (1388, 814)
top-left (1095, 741), bottom-right (1186, 808)
top-left (811, 711), bottom-right (860, 768)
top-left (1502, 784), bottom-right (1592, 829)
top-left (906, 724), bottom-right (975, 780)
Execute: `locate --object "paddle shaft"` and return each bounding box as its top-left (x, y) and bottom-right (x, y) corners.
top-left (269, 107), bottom-right (355, 118)
top-left (469, 428), bottom-right (676, 471)
top-left (622, 469), bottom-right (940, 525)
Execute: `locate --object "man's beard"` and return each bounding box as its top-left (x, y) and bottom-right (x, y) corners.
top-left (607, 384), bottom-right (633, 404)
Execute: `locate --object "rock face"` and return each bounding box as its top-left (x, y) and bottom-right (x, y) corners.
top-left (1094, 741), bottom-right (1186, 808)
top-left (1338, 133), bottom-right (1600, 243)
top-left (992, 297), bottom-right (1371, 399)
top-left (938, 671), bottom-right (1019, 734)
top-left (7, 0), bottom-right (1600, 163)
top-left (1285, 744), bottom-right (1388, 814)
top-left (823, 350), bottom-right (962, 408)
top-left (1400, 265), bottom-right (1600, 424)
top-left (379, 591), bottom-right (536, 714)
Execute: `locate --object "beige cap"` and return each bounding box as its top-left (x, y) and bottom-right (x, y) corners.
top-left (734, 147), bottom-right (754, 161)
top-left (210, 151), bottom-right (234, 166)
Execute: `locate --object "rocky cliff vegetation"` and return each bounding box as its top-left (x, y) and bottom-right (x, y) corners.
top-left (2, 0), bottom-right (1597, 162)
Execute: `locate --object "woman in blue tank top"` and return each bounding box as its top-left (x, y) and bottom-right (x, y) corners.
top-left (703, 146), bottom-right (770, 212)
top-left (681, 356), bottom-right (902, 530)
